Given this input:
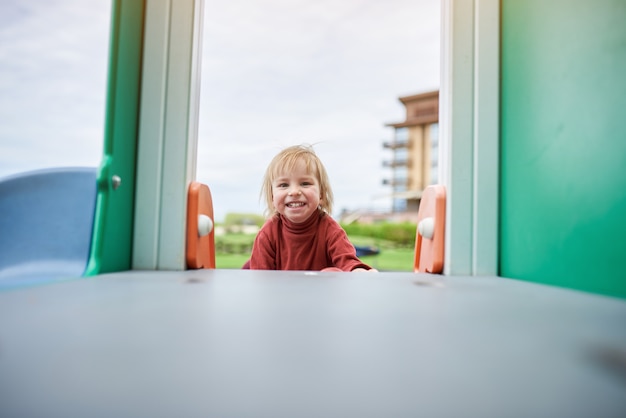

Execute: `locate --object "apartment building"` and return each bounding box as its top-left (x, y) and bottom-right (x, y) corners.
top-left (383, 90), bottom-right (439, 214)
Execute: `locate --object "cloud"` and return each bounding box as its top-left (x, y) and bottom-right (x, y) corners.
top-left (198, 0), bottom-right (440, 220)
top-left (0, 0), bottom-right (110, 175)
top-left (0, 0), bottom-right (440, 222)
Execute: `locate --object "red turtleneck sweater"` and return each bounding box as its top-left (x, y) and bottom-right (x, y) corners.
top-left (249, 210), bottom-right (373, 271)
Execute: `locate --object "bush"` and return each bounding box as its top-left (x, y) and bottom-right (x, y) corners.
top-left (214, 221), bottom-right (417, 256)
top-left (215, 233), bottom-right (255, 255)
top-left (340, 222), bottom-right (417, 248)
top-left (224, 213), bottom-right (265, 228)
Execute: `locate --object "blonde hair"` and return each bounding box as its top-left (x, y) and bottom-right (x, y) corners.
top-left (261, 144), bottom-right (334, 217)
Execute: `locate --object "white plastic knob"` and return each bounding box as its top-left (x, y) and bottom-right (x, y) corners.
top-left (198, 214), bottom-right (213, 237)
top-left (418, 217), bottom-right (435, 239)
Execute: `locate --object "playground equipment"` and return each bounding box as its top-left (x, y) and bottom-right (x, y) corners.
top-left (1, 1), bottom-right (625, 417)
top-left (414, 184), bottom-right (446, 273)
top-left (0, 167), bottom-right (97, 289)
top-left (186, 181), bottom-right (216, 269)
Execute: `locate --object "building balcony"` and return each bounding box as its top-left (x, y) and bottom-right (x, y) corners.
top-left (382, 178), bottom-right (408, 187)
top-left (383, 140), bottom-right (409, 150)
top-left (382, 159), bottom-right (410, 168)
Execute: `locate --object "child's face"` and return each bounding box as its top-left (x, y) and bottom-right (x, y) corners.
top-left (271, 159), bottom-right (322, 223)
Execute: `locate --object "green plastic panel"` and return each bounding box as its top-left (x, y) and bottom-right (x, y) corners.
top-left (85, 0), bottom-right (145, 275)
top-left (500, 0), bottom-right (626, 298)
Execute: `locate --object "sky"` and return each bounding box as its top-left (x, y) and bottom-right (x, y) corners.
top-left (0, 0), bottom-right (440, 222)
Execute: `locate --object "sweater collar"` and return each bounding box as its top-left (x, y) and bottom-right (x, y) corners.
top-left (279, 209), bottom-right (324, 233)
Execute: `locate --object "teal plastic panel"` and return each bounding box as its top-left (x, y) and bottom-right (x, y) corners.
top-left (85, 0), bottom-right (145, 275)
top-left (500, 0), bottom-right (626, 298)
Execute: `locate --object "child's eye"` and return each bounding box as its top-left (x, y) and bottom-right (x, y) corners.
top-left (301, 182), bottom-right (312, 186)
top-left (277, 183), bottom-right (288, 188)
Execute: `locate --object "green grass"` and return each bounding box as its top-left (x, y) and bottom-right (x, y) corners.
top-left (217, 233), bottom-right (256, 244)
top-left (359, 249), bottom-right (414, 272)
top-left (216, 253), bottom-right (250, 269)
top-left (348, 235), bottom-right (414, 271)
top-left (214, 233), bottom-right (415, 271)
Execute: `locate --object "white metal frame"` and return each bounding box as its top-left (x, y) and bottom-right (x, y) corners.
top-left (132, 0), bottom-right (204, 270)
top-left (131, 0), bottom-right (498, 273)
top-left (440, 0), bottom-right (500, 276)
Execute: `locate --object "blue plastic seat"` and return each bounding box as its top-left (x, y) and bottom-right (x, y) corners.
top-left (0, 167), bottom-right (97, 289)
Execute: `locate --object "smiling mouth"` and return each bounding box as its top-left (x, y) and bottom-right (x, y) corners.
top-left (286, 202), bottom-right (306, 208)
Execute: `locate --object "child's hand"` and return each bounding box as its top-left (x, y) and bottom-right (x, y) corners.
top-left (351, 268), bottom-right (378, 272)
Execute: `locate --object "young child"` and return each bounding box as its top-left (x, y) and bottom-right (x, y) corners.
top-left (248, 144), bottom-right (377, 272)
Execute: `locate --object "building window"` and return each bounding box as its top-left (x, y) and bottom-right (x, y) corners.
top-left (429, 123), bottom-right (439, 185)
top-left (393, 184), bottom-right (407, 212)
top-left (395, 127), bottom-right (409, 145)
top-left (394, 146), bottom-right (408, 163)
top-left (394, 166), bottom-right (408, 182)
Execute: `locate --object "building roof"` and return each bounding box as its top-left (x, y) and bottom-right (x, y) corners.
top-left (385, 89), bottom-right (439, 128)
